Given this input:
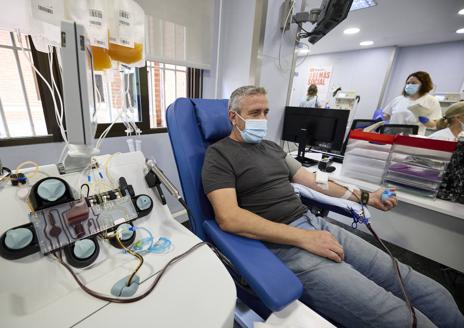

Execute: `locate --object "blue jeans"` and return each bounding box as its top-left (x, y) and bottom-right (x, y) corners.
top-left (266, 212), bottom-right (464, 328)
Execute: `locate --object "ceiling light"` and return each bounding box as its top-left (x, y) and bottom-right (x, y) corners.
top-left (344, 27), bottom-right (360, 35)
top-left (350, 0), bottom-right (377, 11)
top-left (296, 48), bottom-right (310, 57)
top-left (295, 42), bottom-right (310, 57)
top-left (457, 28), bottom-right (464, 34)
top-left (458, 8), bottom-right (464, 15)
top-left (360, 40), bottom-right (374, 46)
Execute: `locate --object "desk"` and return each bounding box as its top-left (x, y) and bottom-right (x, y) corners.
top-left (0, 152), bottom-right (236, 328)
top-left (298, 158), bottom-right (464, 273)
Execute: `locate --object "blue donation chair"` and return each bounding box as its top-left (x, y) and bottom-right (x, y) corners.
top-left (166, 98), bottom-right (363, 320)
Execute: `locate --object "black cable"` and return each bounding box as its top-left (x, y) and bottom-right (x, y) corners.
top-left (53, 241), bottom-right (210, 303)
top-left (81, 183), bottom-right (90, 198)
top-left (338, 183), bottom-right (417, 328)
top-left (296, 21), bottom-right (311, 35)
top-left (0, 167), bottom-right (11, 184)
top-left (1, 167), bottom-right (11, 176)
top-left (366, 222), bottom-right (417, 328)
top-left (178, 197), bottom-right (193, 219)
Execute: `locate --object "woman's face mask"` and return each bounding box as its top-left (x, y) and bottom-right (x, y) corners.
top-left (404, 83), bottom-right (420, 96)
top-left (235, 112), bottom-right (267, 143)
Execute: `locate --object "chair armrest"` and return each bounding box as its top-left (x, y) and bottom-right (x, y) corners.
top-left (293, 183), bottom-right (371, 219)
top-left (203, 220), bottom-right (303, 312)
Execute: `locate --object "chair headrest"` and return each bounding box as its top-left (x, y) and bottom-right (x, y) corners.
top-left (192, 99), bottom-right (232, 143)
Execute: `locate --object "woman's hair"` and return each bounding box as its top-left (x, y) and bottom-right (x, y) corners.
top-left (436, 101), bottom-right (464, 130)
top-left (307, 84), bottom-right (318, 97)
top-left (402, 71), bottom-right (434, 97)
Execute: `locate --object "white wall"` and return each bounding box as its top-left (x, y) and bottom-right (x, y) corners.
top-left (382, 41), bottom-right (464, 106)
top-left (201, 0), bottom-right (302, 144)
top-left (202, 0), bottom-right (222, 99)
top-left (260, 0), bottom-right (303, 142)
top-left (0, 133), bottom-right (186, 216)
top-left (291, 46), bottom-right (396, 120)
top-left (215, 0), bottom-right (257, 99)
top-left (290, 41), bottom-right (464, 124)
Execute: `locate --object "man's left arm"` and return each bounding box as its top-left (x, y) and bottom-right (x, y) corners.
top-left (291, 167), bottom-right (397, 211)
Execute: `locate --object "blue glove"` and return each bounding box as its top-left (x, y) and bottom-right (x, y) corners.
top-left (418, 116), bottom-right (430, 124)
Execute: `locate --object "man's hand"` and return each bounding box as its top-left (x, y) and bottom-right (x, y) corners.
top-left (368, 188), bottom-right (397, 211)
top-left (297, 230), bottom-right (344, 263)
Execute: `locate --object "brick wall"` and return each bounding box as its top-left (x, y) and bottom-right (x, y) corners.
top-left (152, 63), bottom-right (163, 127)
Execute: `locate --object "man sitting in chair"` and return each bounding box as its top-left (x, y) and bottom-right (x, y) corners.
top-left (202, 86), bottom-right (463, 327)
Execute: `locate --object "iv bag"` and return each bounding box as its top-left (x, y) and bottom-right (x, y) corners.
top-left (66, 0), bottom-right (112, 71)
top-left (108, 0), bottom-right (145, 67)
top-left (30, 0), bottom-right (65, 51)
top-left (0, 0), bottom-right (145, 66)
top-left (0, 0), bottom-right (34, 34)
top-left (0, 0), bottom-right (61, 52)
top-left (66, 0), bottom-right (109, 49)
top-left (31, 0), bottom-right (65, 26)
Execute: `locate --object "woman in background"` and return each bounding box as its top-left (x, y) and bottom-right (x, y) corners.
top-left (383, 71), bottom-right (441, 135)
top-left (429, 101), bottom-right (464, 141)
top-left (299, 84), bottom-right (320, 108)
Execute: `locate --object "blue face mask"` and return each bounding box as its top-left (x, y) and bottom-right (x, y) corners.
top-left (235, 113), bottom-right (267, 143)
top-left (404, 83), bottom-right (420, 96)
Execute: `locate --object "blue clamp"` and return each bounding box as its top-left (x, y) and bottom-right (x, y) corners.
top-left (350, 208), bottom-right (369, 229)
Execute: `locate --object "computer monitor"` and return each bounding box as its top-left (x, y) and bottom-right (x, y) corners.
top-left (281, 107), bottom-right (349, 165)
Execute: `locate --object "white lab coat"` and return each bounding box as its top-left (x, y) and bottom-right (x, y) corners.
top-left (299, 96), bottom-right (320, 108)
top-left (429, 128), bottom-right (457, 141)
top-left (383, 94), bottom-right (441, 135)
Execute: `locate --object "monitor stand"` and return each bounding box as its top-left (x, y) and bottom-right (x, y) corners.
top-left (295, 128), bottom-right (318, 167)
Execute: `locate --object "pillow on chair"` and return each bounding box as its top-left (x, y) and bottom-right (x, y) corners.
top-left (193, 99), bottom-right (231, 143)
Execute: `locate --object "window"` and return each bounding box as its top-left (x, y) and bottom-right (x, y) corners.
top-left (0, 31), bottom-right (47, 139)
top-left (0, 29), bottom-right (203, 145)
top-left (94, 68), bottom-right (141, 124)
top-left (147, 61), bottom-right (187, 128)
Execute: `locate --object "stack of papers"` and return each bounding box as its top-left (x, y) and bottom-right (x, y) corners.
top-left (408, 103), bottom-right (433, 118)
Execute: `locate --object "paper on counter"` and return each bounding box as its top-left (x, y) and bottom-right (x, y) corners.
top-left (408, 103), bottom-right (433, 118)
top-left (306, 152), bottom-right (323, 162)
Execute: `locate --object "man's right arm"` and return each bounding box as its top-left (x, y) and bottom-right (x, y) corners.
top-left (207, 188), bottom-right (344, 262)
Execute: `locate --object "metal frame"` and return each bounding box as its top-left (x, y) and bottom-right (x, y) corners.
top-left (94, 68), bottom-right (140, 124)
top-left (0, 32), bottom-right (38, 139)
top-left (147, 61), bottom-right (187, 129)
top-left (61, 22), bottom-right (96, 146)
top-left (1, 44), bottom-right (197, 146)
top-left (0, 98), bottom-right (10, 138)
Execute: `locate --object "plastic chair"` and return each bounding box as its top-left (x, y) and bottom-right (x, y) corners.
top-left (166, 98), bottom-right (365, 320)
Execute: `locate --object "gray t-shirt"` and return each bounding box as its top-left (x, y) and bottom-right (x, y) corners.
top-left (202, 137), bottom-right (307, 224)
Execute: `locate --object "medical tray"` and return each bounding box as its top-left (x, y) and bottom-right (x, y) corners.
top-left (341, 130), bottom-right (394, 185)
top-left (383, 136), bottom-right (457, 199)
